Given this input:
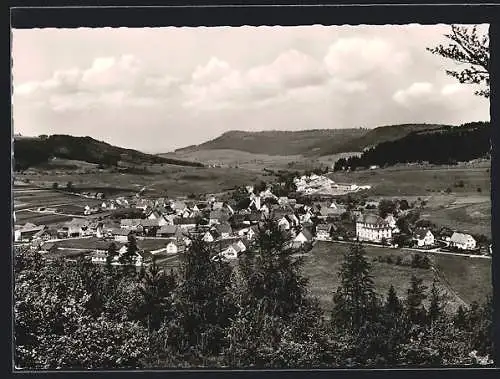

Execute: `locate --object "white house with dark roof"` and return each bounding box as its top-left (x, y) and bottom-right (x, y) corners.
top-left (450, 232), bottom-right (476, 250)
top-left (293, 228), bottom-right (313, 246)
top-left (356, 214), bottom-right (392, 243)
top-left (316, 224), bottom-right (333, 241)
top-left (413, 228), bottom-right (435, 247)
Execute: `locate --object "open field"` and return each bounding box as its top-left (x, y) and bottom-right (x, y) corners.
top-left (165, 149), bottom-right (358, 171)
top-left (14, 211), bottom-right (74, 225)
top-left (433, 254), bottom-right (492, 305)
top-left (421, 201), bottom-right (491, 237)
top-left (301, 241), bottom-right (492, 313)
top-left (328, 164), bottom-right (490, 197)
top-left (15, 166), bottom-right (277, 198)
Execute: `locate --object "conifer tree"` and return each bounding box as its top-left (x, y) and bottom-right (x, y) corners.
top-left (428, 279), bottom-right (445, 324)
top-left (119, 234), bottom-right (138, 269)
top-left (106, 242), bottom-right (118, 266)
top-left (385, 284), bottom-right (403, 316)
top-left (405, 275), bottom-right (428, 326)
top-left (332, 243), bottom-right (378, 330)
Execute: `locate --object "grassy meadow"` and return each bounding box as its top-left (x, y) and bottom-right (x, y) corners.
top-left (301, 241), bottom-right (492, 314)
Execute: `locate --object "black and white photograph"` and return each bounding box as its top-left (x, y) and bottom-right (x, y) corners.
top-left (11, 11), bottom-right (493, 370)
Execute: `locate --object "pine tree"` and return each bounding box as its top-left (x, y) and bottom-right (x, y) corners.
top-left (245, 218), bottom-right (309, 319)
top-left (428, 279), bottom-right (444, 324)
top-left (119, 234), bottom-right (138, 269)
top-left (405, 275), bottom-right (427, 326)
top-left (453, 305), bottom-right (467, 328)
top-left (385, 285), bottom-right (402, 316)
top-left (106, 242), bottom-right (118, 266)
top-left (332, 243), bottom-right (378, 331)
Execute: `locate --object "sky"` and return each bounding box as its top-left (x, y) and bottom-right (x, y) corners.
top-left (12, 24), bottom-right (490, 153)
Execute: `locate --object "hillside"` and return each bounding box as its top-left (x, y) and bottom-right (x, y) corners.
top-left (173, 124), bottom-right (454, 157)
top-left (14, 135), bottom-right (203, 171)
top-left (174, 129), bottom-right (368, 156)
top-left (319, 123), bottom-right (453, 156)
top-left (334, 121), bottom-right (490, 170)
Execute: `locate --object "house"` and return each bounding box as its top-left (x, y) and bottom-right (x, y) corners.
top-left (121, 219), bottom-right (141, 229)
top-left (135, 199), bottom-right (150, 210)
top-left (213, 223), bottom-right (233, 239)
top-left (202, 230), bottom-right (216, 243)
top-left (212, 201), bottom-right (224, 210)
top-left (450, 232), bottom-right (477, 250)
top-left (248, 196), bottom-right (262, 211)
top-left (217, 240), bottom-right (246, 261)
top-left (174, 217), bottom-right (198, 230)
top-left (236, 225), bottom-right (258, 240)
top-left (90, 250), bottom-right (108, 264)
top-left (355, 214), bottom-right (392, 243)
top-left (209, 210), bottom-right (230, 225)
top-left (66, 218), bottom-right (90, 237)
top-left (414, 228), bottom-right (435, 247)
top-left (113, 229), bottom-right (135, 243)
top-left (166, 240), bottom-right (180, 255)
top-left (277, 216), bottom-right (291, 231)
top-left (293, 228), bottom-right (313, 246)
top-left (39, 242), bottom-right (58, 254)
top-left (147, 210), bottom-right (163, 220)
top-left (157, 225), bottom-right (181, 238)
top-left (316, 224), bottom-right (333, 240)
top-left (140, 219), bottom-right (161, 236)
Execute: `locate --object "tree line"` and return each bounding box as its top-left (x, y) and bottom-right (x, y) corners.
top-left (334, 122), bottom-right (490, 171)
top-left (14, 219), bottom-right (493, 369)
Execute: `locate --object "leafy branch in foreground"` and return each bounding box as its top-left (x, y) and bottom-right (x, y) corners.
top-left (427, 24), bottom-right (489, 98)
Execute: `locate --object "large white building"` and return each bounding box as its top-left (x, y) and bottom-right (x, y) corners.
top-left (356, 214), bottom-right (392, 243)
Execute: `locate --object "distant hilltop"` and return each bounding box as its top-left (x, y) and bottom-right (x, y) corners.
top-left (172, 124), bottom-right (453, 157)
top-left (13, 134), bottom-right (204, 171)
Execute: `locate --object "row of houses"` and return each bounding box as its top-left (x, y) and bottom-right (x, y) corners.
top-left (354, 213), bottom-right (477, 250)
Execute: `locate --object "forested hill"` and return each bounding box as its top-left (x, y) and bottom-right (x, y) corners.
top-left (174, 129), bottom-right (368, 156)
top-left (334, 122), bottom-right (490, 171)
top-left (320, 123), bottom-right (452, 156)
top-left (173, 124), bottom-right (454, 157)
top-left (14, 135), bottom-right (204, 171)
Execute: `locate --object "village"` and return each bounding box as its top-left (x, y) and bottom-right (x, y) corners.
top-left (13, 172), bottom-right (492, 269)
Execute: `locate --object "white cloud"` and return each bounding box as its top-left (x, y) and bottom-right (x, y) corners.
top-left (13, 54), bottom-right (178, 111)
top-left (324, 37), bottom-right (410, 79)
top-left (393, 82), bottom-right (435, 106)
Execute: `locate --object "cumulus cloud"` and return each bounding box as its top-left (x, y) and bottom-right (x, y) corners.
top-left (180, 48), bottom-right (375, 110)
top-left (324, 37), bottom-right (410, 79)
top-left (393, 82), bottom-right (435, 106)
top-left (13, 54), bottom-right (180, 111)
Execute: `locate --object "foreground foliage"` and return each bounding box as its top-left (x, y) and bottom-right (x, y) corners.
top-left (14, 225), bottom-right (493, 369)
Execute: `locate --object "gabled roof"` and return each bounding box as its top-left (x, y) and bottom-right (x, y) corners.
top-left (140, 219), bottom-right (160, 227)
top-left (113, 229), bottom-right (135, 236)
top-left (158, 225), bottom-right (179, 235)
top-left (214, 222), bottom-right (232, 234)
top-left (174, 217), bottom-right (198, 225)
top-left (298, 228), bottom-right (313, 241)
top-left (357, 213), bottom-right (390, 227)
top-left (450, 232), bottom-right (475, 244)
top-left (414, 228), bottom-right (432, 239)
top-left (209, 209), bottom-right (230, 221)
